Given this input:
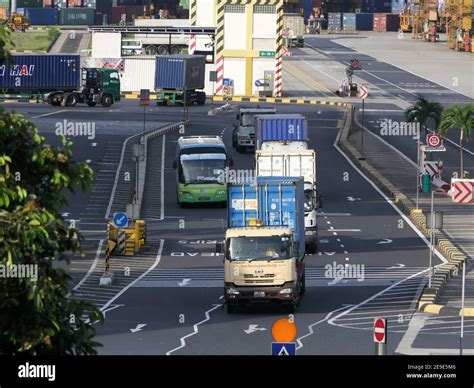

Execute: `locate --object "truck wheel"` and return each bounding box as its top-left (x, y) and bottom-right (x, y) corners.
top-left (301, 272), bottom-right (306, 296)
top-left (146, 45), bottom-right (158, 55)
top-left (170, 45), bottom-right (181, 54)
top-left (87, 101), bottom-right (97, 107)
top-left (232, 136), bottom-right (236, 148)
top-left (101, 95), bottom-right (113, 108)
top-left (236, 145), bottom-right (243, 153)
top-left (196, 91), bottom-right (206, 105)
top-left (306, 240), bottom-right (317, 254)
top-left (226, 303), bottom-right (238, 314)
top-left (158, 45), bottom-right (168, 55)
top-left (66, 93), bottom-right (78, 107)
top-left (285, 303), bottom-right (296, 314)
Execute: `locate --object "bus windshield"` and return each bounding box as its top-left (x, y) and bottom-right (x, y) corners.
top-left (228, 236), bottom-right (292, 261)
top-left (179, 153), bottom-right (226, 185)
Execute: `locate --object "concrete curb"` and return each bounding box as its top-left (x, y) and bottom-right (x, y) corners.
top-left (419, 303), bottom-right (474, 317)
top-left (337, 105), bottom-right (469, 314)
top-left (136, 121), bottom-right (188, 218)
top-left (212, 95), bottom-right (349, 106)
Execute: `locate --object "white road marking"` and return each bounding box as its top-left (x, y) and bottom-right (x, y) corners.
top-left (166, 302), bottom-right (223, 355)
top-left (296, 305), bottom-right (353, 350)
top-left (334, 125), bottom-right (448, 263)
top-left (161, 135), bottom-right (166, 220)
top-left (32, 109), bottom-right (67, 119)
top-left (130, 324), bottom-right (147, 333)
top-left (72, 239), bottom-right (104, 292)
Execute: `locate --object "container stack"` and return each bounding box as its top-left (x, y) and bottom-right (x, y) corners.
top-left (0, 0), bottom-right (8, 21)
top-left (328, 12), bottom-right (342, 33)
top-left (373, 12), bottom-right (400, 31)
top-left (355, 12), bottom-right (374, 30)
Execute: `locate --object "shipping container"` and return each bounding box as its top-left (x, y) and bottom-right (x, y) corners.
top-left (361, 0), bottom-right (391, 13)
top-left (355, 12), bottom-right (373, 30)
top-left (227, 176), bottom-right (305, 259)
top-left (84, 0), bottom-right (97, 8)
top-left (0, 55), bottom-right (80, 90)
top-left (59, 8), bottom-right (94, 25)
top-left (255, 114), bottom-right (308, 149)
top-left (342, 12), bottom-right (356, 31)
top-left (111, 5), bottom-right (144, 23)
top-left (0, 6), bottom-right (8, 20)
top-left (0, 0), bottom-right (8, 7)
top-left (120, 56), bottom-right (156, 92)
top-left (391, 0), bottom-right (405, 14)
top-left (328, 12), bottom-right (342, 32)
top-left (155, 55), bottom-right (205, 91)
top-left (17, 0), bottom-right (42, 7)
top-left (373, 13), bottom-right (400, 31)
top-left (116, 0), bottom-right (150, 4)
top-left (26, 8), bottom-right (58, 25)
top-left (16, 8), bottom-right (26, 15)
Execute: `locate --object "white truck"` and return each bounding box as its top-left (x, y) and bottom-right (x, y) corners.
top-left (283, 13), bottom-right (305, 48)
top-left (255, 144), bottom-right (321, 254)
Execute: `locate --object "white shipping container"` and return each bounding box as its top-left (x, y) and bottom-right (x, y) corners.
top-left (255, 149), bottom-right (316, 188)
top-left (283, 14), bottom-right (305, 39)
top-left (120, 56), bottom-right (156, 93)
top-left (91, 32), bottom-right (122, 58)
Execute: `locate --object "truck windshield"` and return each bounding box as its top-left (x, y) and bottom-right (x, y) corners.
top-left (304, 190), bottom-right (314, 212)
top-left (228, 236), bottom-right (292, 261)
top-left (241, 114), bottom-right (258, 127)
top-left (179, 155), bottom-right (226, 184)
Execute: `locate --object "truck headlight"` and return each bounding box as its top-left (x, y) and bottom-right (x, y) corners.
top-left (279, 288), bottom-right (293, 294)
top-left (227, 287), bottom-right (240, 295)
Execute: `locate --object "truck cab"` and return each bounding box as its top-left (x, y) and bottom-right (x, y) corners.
top-left (232, 107), bottom-right (277, 153)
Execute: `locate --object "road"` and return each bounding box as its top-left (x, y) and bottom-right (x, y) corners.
top-left (5, 32), bottom-right (473, 355)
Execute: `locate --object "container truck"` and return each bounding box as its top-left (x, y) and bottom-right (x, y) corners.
top-left (216, 176), bottom-right (306, 313)
top-left (232, 107), bottom-right (277, 153)
top-left (133, 19), bottom-right (190, 55)
top-left (255, 114), bottom-right (308, 150)
top-left (155, 55), bottom-right (206, 106)
top-left (283, 13), bottom-right (305, 47)
top-left (0, 55), bottom-right (121, 107)
top-left (255, 148), bottom-right (321, 254)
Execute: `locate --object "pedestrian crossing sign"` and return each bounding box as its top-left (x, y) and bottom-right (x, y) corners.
top-left (271, 342), bottom-right (296, 356)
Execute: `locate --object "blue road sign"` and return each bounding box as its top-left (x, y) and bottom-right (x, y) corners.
top-left (223, 78), bottom-right (234, 87)
top-left (255, 79), bottom-right (262, 87)
top-left (272, 342), bottom-right (296, 356)
top-left (113, 212), bottom-right (129, 228)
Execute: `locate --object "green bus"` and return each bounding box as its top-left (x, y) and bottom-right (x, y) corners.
top-left (173, 136), bottom-right (233, 206)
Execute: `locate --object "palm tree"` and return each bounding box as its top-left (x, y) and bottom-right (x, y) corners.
top-left (405, 95), bottom-right (444, 139)
top-left (438, 104), bottom-right (474, 179)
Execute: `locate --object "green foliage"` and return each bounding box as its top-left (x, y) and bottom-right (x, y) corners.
top-left (405, 95), bottom-right (444, 131)
top-left (438, 104), bottom-right (474, 141)
top-left (0, 25), bottom-right (14, 65)
top-left (47, 27), bottom-right (60, 42)
top-left (0, 106), bottom-right (103, 355)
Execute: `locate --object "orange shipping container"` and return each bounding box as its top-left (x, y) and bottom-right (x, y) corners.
top-left (0, 7), bottom-right (8, 21)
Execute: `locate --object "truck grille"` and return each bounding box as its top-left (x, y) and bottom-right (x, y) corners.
top-left (244, 279), bottom-right (274, 284)
top-left (243, 274), bottom-right (275, 279)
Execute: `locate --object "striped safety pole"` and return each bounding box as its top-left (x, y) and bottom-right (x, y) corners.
top-left (189, 0), bottom-right (197, 54)
top-left (215, 0), bottom-right (226, 95)
top-left (274, 0), bottom-right (284, 97)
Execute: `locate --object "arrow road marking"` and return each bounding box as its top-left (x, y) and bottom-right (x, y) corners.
top-left (244, 324), bottom-right (267, 334)
top-left (328, 277), bottom-right (347, 286)
top-left (387, 263), bottom-right (405, 270)
top-left (91, 142), bottom-right (97, 147)
top-left (178, 278), bottom-right (192, 287)
top-left (347, 196), bottom-right (361, 202)
top-left (324, 252), bottom-right (336, 256)
top-left (130, 324), bottom-right (147, 333)
top-left (62, 212), bottom-right (70, 217)
top-left (377, 239), bottom-right (393, 244)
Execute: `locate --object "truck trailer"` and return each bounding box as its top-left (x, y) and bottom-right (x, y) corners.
top-left (283, 13), bottom-right (305, 47)
top-left (155, 55), bottom-right (206, 106)
top-left (0, 55), bottom-right (121, 107)
top-left (255, 114), bottom-right (308, 150)
top-left (217, 176), bottom-right (306, 313)
top-left (232, 107), bottom-right (277, 153)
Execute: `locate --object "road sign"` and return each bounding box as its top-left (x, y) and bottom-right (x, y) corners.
top-left (421, 144), bottom-right (446, 152)
top-left (223, 78), bottom-right (234, 87)
top-left (427, 133), bottom-right (442, 148)
top-left (259, 51), bottom-right (275, 57)
top-left (374, 318), bottom-right (386, 343)
top-left (358, 84), bottom-right (368, 99)
top-left (223, 85), bottom-right (233, 95)
top-left (113, 212), bottom-right (129, 228)
top-left (451, 179), bottom-right (474, 204)
top-left (140, 89), bottom-right (150, 106)
top-left (271, 342), bottom-right (296, 356)
top-left (351, 58), bottom-right (361, 70)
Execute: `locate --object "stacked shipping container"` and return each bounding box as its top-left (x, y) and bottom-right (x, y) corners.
top-left (373, 12), bottom-right (400, 31)
top-left (355, 12), bottom-right (374, 30)
top-left (0, 0), bottom-right (8, 21)
top-left (342, 12), bottom-right (356, 30)
top-left (328, 12), bottom-right (342, 32)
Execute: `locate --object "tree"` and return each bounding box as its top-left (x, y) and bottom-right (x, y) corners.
top-left (0, 25), bottom-right (13, 65)
top-left (438, 104), bottom-right (474, 179)
top-left (0, 29), bottom-right (103, 354)
top-left (405, 95), bottom-right (444, 139)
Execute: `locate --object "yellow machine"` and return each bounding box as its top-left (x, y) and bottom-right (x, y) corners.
top-left (6, 13), bottom-right (29, 32)
top-left (445, 0), bottom-right (472, 50)
top-left (400, 4), bottom-right (413, 31)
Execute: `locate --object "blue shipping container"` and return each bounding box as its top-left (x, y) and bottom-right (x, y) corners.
top-left (343, 13), bottom-right (356, 30)
top-left (227, 177), bottom-right (305, 259)
top-left (0, 55), bottom-right (80, 90)
top-left (26, 8), bottom-right (58, 25)
top-left (255, 114), bottom-right (308, 149)
top-left (356, 13), bottom-right (374, 31)
top-left (391, 0), bottom-right (405, 14)
top-left (155, 55), bottom-right (205, 91)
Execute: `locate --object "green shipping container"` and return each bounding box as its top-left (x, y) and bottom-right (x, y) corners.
top-left (59, 8), bottom-right (94, 26)
top-left (0, 0), bottom-right (9, 7)
top-left (17, 0), bottom-right (43, 7)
